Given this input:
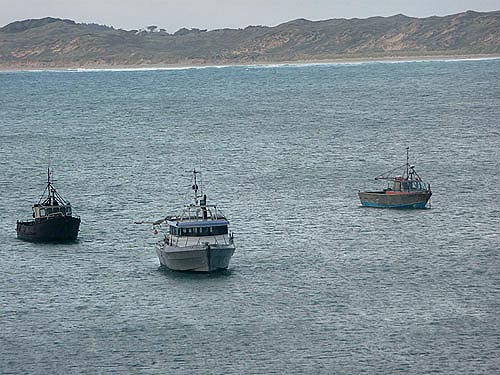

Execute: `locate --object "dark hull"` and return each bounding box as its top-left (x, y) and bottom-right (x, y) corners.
top-left (16, 216), bottom-right (81, 242)
top-left (358, 191), bottom-right (432, 209)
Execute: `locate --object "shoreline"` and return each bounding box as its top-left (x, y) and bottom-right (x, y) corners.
top-left (1, 54), bottom-right (499, 72)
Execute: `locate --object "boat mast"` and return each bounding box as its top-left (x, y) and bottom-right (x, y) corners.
top-left (192, 169), bottom-right (203, 205)
top-left (47, 167), bottom-right (53, 205)
top-left (47, 167), bottom-right (58, 205)
top-left (406, 147), bottom-right (410, 179)
top-left (37, 166), bottom-right (68, 206)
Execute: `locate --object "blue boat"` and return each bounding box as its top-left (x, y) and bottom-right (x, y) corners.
top-left (358, 148), bottom-right (432, 209)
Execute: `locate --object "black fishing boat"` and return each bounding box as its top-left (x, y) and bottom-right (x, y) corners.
top-left (358, 148), bottom-right (432, 209)
top-left (16, 168), bottom-right (80, 242)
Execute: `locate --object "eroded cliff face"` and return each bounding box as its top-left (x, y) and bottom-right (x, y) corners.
top-left (1, 11), bottom-right (499, 69)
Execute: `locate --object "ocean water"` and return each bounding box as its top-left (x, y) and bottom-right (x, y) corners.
top-left (0, 59), bottom-right (499, 374)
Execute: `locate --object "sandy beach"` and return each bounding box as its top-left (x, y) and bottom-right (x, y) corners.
top-left (1, 54), bottom-right (499, 72)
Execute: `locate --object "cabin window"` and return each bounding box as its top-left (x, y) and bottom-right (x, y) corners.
top-left (402, 181), bottom-right (425, 191)
top-left (66, 207), bottom-right (72, 215)
top-left (40, 208), bottom-right (45, 216)
top-left (176, 225), bottom-right (229, 236)
top-left (211, 225), bottom-right (228, 235)
top-left (412, 181), bottom-right (426, 191)
top-left (46, 208), bottom-right (53, 215)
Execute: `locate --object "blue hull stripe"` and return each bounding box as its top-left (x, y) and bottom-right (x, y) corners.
top-left (360, 200), bottom-right (428, 209)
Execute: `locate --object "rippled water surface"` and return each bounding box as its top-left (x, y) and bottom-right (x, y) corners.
top-left (1, 59), bottom-right (499, 374)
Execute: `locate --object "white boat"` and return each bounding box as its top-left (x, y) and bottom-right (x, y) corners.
top-left (152, 170), bottom-right (236, 272)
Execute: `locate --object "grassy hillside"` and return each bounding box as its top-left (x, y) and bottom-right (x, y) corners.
top-left (0, 11), bottom-right (499, 68)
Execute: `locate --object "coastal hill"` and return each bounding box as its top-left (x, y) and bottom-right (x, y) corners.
top-left (0, 11), bottom-right (499, 69)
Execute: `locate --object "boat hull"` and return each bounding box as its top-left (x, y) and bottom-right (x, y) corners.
top-left (358, 191), bottom-right (431, 209)
top-left (155, 242), bottom-right (235, 272)
top-left (16, 216), bottom-right (81, 242)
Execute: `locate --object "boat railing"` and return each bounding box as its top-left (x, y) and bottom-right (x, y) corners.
top-left (192, 236), bottom-right (220, 247)
top-left (165, 235), bottom-right (180, 247)
top-left (178, 204), bottom-right (228, 222)
top-left (168, 234), bottom-right (231, 247)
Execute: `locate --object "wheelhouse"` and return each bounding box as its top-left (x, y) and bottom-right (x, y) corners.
top-left (392, 178), bottom-right (429, 192)
top-left (30, 167), bottom-right (76, 220)
top-left (33, 203), bottom-right (73, 219)
top-left (168, 221), bottom-right (229, 237)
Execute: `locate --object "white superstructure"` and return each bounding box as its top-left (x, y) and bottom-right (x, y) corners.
top-left (154, 170), bottom-right (235, 272)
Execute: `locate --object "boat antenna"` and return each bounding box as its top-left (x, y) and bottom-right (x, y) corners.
top-left (192, 168), bottom-right (203, 205)
top-left (37, 166), bottom-right (68, 205)
top-left (406, 146), bottom-right (410, 179)
top-left (198, 161), bottom-right (204, 199)
top-left (47, 166), bottom-right (53, 205)
top-left (47, 166), bottom-right (56, 205)
top-left (46, 147), bottom-right (52, 203)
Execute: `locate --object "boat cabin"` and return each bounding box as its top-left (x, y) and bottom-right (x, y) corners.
top-left (392, 177), bottom-right (429, 192)
top-left (157, 169), bottom-right (233, 240)
top-left (31, 169), bottom-right (75, 220)
top-left (33, 203), bottom-right (72, 219)
top-left (168, 220), bottom-right (229, 237)
top-left (165, 189), bottom-right (231, 238)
